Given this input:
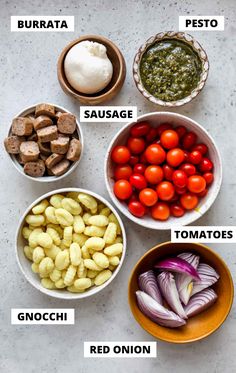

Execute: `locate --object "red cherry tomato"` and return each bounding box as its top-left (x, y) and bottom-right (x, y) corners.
top-left (187, 175), bottom-right (206, 193)
top-left (139, 188), bottom-right (158, 207)
top-left (189, 150), bottom-right (202, 165)
top-left (144, 165), bottom-right (164, 184)
top-left (183, 150), bottom-right (189, 162)
top-left (198, 188), bottom-right (208, 198)
top-left (145, 144), bottom-right (166, 165)
top-left (130, 122), bottom-right (150, 137)
top-left (180, 193), bottom-right (199, 210)
top-left (133, 163), bottom-right (146, 174)
top-left (111, 146), bottom-right (130, 164)
top-left (156, 181), bottom-right (175, 201)
top-left (203, 172), bottom-right (214, 185)
top-left (175, 125), bottom-right (187, 139)
top-left (114, 180), bottom-right (133, 200)
top-left (169, 192), bottom-right (179, 202)
top-left (129, 155), bottom-right (139, 166)
top-left (172, 170), bottom-right (188, 188)
top-left (175, 186), bottom-right (187, 195)
top-left (140, 152), bottom-right (148, 164)
top-left (129, 174), bottom-right (147, 190)
top-left (192, 143), bottom-right (208, 155)
top-left (127, 137), bottom-right (146, 154)
top-left (199, 158), bottom-right (213, 172)
top-left (151, 202), bottom-right (170, 220)
top-left (128, 193), bottom-right (139, 203)
top-left (166, 148), bottom-right (185, 167)
top-left (160, 129), bottom-right (179, 149)
top-left (170, 203), bottom-right (185, 217)
top-left (146, 127), bottom-right (158, 143)
top-left (114, 164), bottom-right (132, 180)
top-left (157, 123), bottom-right (172, 137)
top-left (128, 200), bottom-right (146, 217)
top-left (163, 164), bottom-right (174, 181)
top-left (182, 132), bottom-right (197, 149)
top-left (180, 163), bottom-right (196, 176)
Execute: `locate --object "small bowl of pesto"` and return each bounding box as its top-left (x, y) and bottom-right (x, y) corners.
top-left (133, 32), bottom-right (209, 107)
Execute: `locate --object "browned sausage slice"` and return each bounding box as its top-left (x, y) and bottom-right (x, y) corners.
top-left (51, 137), bottom-right (70, 154)
top-left (33, 115), bottom-right (53, 131)
top-left (38, 141), bottom-right (51, 155)
top-left (4, 136), bottom-right (25, 154)
top-left (45, 153), bottom-right (64, 169)
top-left (57, 113), bottom-right (76, 134)
top-left (55, 111), bottom-right (62, 120)
top-left (20, 141), bottom-right (40, 162)
top-left (24, 160), bottom-right (45, 177)
top-left (12, 117), bottom-right (33, 136)
top-left (35, 104), bottom-right (55, 118)
top-left (37, 125), bottom-right (58, 143)
top-left (66, 138), bottom-right (81, 162)
top-left (51, 159), bottom-right (70, 176)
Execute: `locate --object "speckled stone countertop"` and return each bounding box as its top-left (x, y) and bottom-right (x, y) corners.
top-left (0, 0), bottom-right (236, 372)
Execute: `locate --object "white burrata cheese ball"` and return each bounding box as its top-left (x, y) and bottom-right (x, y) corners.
top-left (64, 41), bottom-right (113, 94)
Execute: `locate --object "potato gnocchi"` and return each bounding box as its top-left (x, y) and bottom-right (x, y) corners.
top-left (22, 192), bottom-right (124, 293)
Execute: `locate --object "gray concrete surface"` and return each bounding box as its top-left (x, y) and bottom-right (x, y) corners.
top-left (0, 0), bottom-right (235, 372)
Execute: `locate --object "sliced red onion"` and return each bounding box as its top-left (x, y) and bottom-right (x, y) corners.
top-left (138, 270), bottom-right (162, 304)
top-left (178, 252), bottom-right (200, 268)
top-left (191, 263), bottom-right (220, 296)
top-left (155, 257), bottom-right (200, 280)
top-left (185, 288), bottom-right (217, 317)
top-left (175, 253), bottom-right (200, 305)
top-left (157, 271), bottom-right (187, 319)
top-left (136, 291), bottom-right (186, 328)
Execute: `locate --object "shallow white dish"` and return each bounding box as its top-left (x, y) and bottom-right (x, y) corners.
top-left (104, 112), bottom-right (222, 230)
top-left (16, 188), bottom-right (126, 299)
top-left (7, 103), bottom-right (84, 182)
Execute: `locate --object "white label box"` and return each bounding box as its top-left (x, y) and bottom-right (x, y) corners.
top-left (11, 16), bottom-right (74, 32)
top-left (179, 16), bottom-right (224, 31)
top-left (80, 106), bottom-right (137, 123)
top-left (171, 226), bottom-right (236, 243)
top-left (11, 309), bottom-right (75, 324)
top-left (84, 341), bottom-right (157, 358)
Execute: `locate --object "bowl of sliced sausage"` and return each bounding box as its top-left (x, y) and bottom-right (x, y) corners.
top-left (4, 103), bottom-right (83, 182)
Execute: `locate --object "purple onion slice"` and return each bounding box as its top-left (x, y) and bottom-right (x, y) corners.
top-left (157, 271), bottom-right (187, 319)
top-left (185, 288), bottom-right (217, 317)
top-left (191, 263), bottom-right (220, 296)
top-left (136, 291), bottom-right (186, 328)
top-left (138, 270), bottom-right (162, 304)
top-left (175, 253), bottom-right (200, 305)
top-left (155, 257), bottom-right (200, 280)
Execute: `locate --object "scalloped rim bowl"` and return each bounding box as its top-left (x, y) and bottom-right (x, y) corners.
top-left (104, 112), bottom-right (222, 230)
top-left (128, 242), bottom-right (234, 343)
top-left (16, 188), bottom-right (126, 299)
top-left (133, 31), bottom-right (209, 107)
top-left (6, 103), bottom-right (84, 182)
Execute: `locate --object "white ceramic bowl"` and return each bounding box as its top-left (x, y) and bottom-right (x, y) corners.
top-left (6, 103), bottom-right (84, 182)
top-left (104, 112), bottom-right (222, 230)
top-left (16, 188), bottom-right (126, 299)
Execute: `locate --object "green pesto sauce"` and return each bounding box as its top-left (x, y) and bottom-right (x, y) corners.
top-left (140, 39), bottom-right (202, 102)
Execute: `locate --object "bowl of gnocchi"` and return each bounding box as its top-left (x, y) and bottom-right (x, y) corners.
top-left (16, 188), bottom-right (126, 299)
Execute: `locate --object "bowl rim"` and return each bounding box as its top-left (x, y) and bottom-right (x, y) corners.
top-left (6, 103), bottom-right (84, 183)
top-left (104, 111), bottom-right (222, 230)
top-left (15, 187), bottom-right (127, 299)
top-left (133, 31), bottom-right (209, 107)
top-left (57, 34), bottom-right (126, 102)
top-left (128, 241), bottom-right (234, 344)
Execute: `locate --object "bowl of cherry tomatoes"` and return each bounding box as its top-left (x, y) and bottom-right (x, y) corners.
top-left (104, 112), bottom-right (222, 229)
